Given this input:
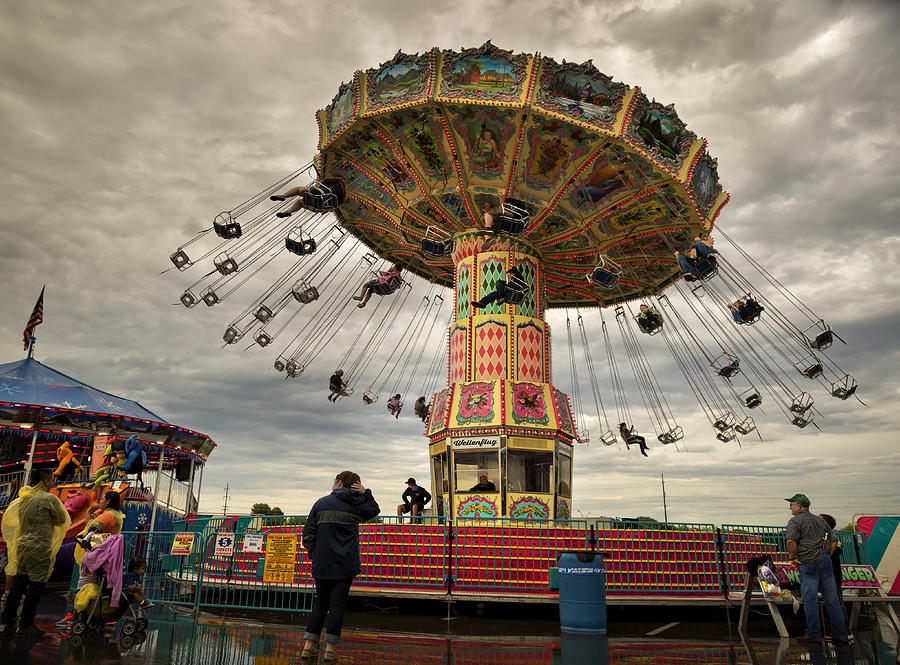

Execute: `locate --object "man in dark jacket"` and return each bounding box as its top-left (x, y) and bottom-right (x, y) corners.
top-left (300, 471), bottom-right (379, 662)
top-left (396, 478), bottom-right (431, 518)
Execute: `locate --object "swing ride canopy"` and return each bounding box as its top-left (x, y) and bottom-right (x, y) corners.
top-left (314, 42), bottom-right (728, 307)
top-left (0, 358), bottom-right (216, 468)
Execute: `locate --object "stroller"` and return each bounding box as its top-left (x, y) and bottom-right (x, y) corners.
top-left (70, 570), bottom-right (148, 641)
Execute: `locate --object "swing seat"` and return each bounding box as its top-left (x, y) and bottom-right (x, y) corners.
top-left (273, 359), bottom-right (286, 372)
top-left (713, 413), bottom-right (735, 432)
top-left (285, 227), bottom-right (317, 256)
top-left (302, 179), bottom-right (344, 213)
top-left (421, 226), bottom-right (453, 257)
top-left (369, 275), bottom-right (402, 296)
top-left (735, 417), bottom-right (756, 436)
top-left (790, 392), bottom-right (813, 414)
top-left (694, 256), bottom-right (718, 280)
top-left (362, 391), bottom-right (377, 405)
top-left (716, 429), bottom-right (736, 443)
top-left (600, 431), bottom-right (617, 446)
top-left (213, 212), bottom-right (242, 239)
top-left (292, 280), bottom-right (320, 304)
top-left (794, 354), bottom-right (823, 379)
top-left (497, 198), bottom-right (529, 235)
top-left (660, 426), bottom-right (683, 444)
top-left (170, 249), bottom-right (191, 271)
top-left (254, 330), bottom-right (272, 347)
top-left (254, 305), bottom-right (274, 323)
top-left (504, 274), bottom-right (528, 306)
top-left (285, 361), bottom-right (302, 378)
top-left (741, 391), bottom-right (762, 409)
top-left (179, 291), bottom-right (198, 308)
top-left (588, 256), bottom-right (623, 287)
top-left (791, 413), bottom-right (814, 428)
top-left (831, 374), bottom-right (858, 400)
top-left (201, 288), bottom-right (220, 307)
top-left (636, 315), bottom-right (663, 335)
top-left (735, 298), bottom-right (763, 324)
top-left (803, 320), bottom-right (842, 351)
top-left (711, 352), bottom-right (740, 378)
top-left (223, 326), bottom-right (242, 344)
top-left (214, 253), bottom-right (239, 276)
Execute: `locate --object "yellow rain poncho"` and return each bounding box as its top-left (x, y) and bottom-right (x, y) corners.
top-left (1, 484), bottom-right (70, 582)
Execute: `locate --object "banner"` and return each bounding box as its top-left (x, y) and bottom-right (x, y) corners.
top-left (90, 435), bottom-right (111, 476)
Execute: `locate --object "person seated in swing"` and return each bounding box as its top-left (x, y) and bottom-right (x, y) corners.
top-left (353, 263), bottom-right (403, 308)
top-left (637, 304), bottom-right (662, 333)
top-left (675, 236), bottom-right (718, 280)
top-left (271, 177), bottom-right (346, 217)
top-left (470, 266), bottom-right (526, 310)
top-left (729, 296), bottom-right (764, 323)
top-left (619, 423), bottom-right (649, 457)
top-left (328, 369), bottom-right (349, 402)
top-left (481, 202), bottom-right (496, 235)
top-left (387, 394), bottom-right (402, 418)
top-left (413, 396), bottom-right (429, 423)
top-left (718, 358), bottom-right (740, 377)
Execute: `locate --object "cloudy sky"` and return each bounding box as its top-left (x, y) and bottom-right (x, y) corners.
top-left (1, 0), bottom-right (898, 527)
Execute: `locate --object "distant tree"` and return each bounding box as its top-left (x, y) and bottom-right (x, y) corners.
top-left (250, 503), bottom-right (272, 515)
top-left (635, 516), bottom-right (658, 523)
top-left (271, 507), bottom-right (284, 515)
top-left (841, 522), bottom-right (857, 532)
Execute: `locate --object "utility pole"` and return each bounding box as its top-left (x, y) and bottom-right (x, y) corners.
top-left (222, 483), bottom-right (230, 515)
top-left (661, 473), bottom-right (668, 522)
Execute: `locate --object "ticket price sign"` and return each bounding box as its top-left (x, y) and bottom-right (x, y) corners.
top-left (262, 533), bottom-right (297, 583)
top-left (170, 533), bottom-right (196, 556)
top-left (214, 533), bottom-right (235, 558)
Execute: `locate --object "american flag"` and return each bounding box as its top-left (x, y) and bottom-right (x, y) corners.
top-left (23, 286), bottom-right (45, 350)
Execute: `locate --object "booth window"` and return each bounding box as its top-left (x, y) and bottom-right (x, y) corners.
top-left (508, 450), bottom-right (552, 493)
top-left (557, 453), bottom-right (572, 497)
top-left (454, 450), bottom-right (499, 491)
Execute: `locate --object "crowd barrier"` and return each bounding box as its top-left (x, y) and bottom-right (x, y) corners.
top-left (73, 518), bottom-right (867, 613)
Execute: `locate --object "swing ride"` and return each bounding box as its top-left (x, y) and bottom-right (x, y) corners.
top-left (169, 43), bottom-right (862, 521)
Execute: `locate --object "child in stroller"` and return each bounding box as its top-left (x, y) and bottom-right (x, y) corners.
top-left (69, 534), bottom-right (148, 639)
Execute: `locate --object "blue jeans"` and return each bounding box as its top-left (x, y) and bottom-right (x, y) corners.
top-left (799, 558), bottom-right (848, 640)
top-left (694, 241), bottom-right (716, 259)
top-left (304, 577), bottom-right (354, 645)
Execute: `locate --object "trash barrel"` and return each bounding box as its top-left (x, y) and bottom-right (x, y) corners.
top-left (557, 550), bottom-right (607, 634)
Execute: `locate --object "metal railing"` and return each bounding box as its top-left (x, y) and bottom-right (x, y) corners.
top-left (0, 470), bottom-right (25, 509)
top-left (68, 520), bottom-right (869, 613)
top-left (593, 520), bottom-right (721, 595)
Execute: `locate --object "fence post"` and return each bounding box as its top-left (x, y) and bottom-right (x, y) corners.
top-left (589, 523), bottom-right (597, 551)
top-left (445, 520), bottom-right (454, 595)
top-left (715, 527), bottom-right (729, 598)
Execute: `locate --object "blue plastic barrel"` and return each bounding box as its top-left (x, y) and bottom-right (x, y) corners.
top-left (557, 550), bottom-right (607, 634)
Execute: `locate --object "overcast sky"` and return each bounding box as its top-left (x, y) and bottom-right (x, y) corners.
top-left (1, 0), bottom-right (898, 527)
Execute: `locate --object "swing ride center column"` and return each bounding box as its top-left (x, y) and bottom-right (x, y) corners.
top-left (424, 231), bottom-right (577, 523)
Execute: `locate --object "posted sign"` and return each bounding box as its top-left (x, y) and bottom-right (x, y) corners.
top-left (214, 533), bottom-right (235, 558)
top-left (262, 533), bottom-right (297, 583)
top-left (170, 532), bottom-right (196, 556)
top-left (242, 533), bottom-right (264, 553)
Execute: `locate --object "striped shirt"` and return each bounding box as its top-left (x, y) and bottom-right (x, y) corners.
top-left (786, 509), bottom-right (836, 564)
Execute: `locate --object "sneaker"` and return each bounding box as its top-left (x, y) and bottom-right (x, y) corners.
top-left (270, 195), bottom-right (286, 202)
top-left (276, 212), bottom-right (292, 218)
top-left (139, 600), bottom-right (154, 609)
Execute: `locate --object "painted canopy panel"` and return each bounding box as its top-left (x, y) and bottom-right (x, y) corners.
top-left (318, 43), bottom-right (729, 308)
top-left (0, 358), bottom-right (165, 422)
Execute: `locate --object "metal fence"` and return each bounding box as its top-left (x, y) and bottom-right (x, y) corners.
top-left (593, 520), bottom-right (721, 594)
top-left (69, 520), bottom-right (868, 612)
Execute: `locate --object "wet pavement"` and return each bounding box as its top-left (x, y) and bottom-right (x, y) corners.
top-left (2, 589), bottom-right (898, 664)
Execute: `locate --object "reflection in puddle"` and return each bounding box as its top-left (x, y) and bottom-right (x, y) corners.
top-left (46, 609), bottom-right (900, 665)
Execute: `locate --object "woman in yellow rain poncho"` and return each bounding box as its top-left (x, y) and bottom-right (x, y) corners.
top-left (1, 469), bottom-right (70, 638)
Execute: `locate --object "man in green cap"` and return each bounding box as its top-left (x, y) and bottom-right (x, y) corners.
top-left (784, 493), bottom-right (851, 644)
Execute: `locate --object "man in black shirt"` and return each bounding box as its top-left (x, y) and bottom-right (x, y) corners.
top-left (469, 475), bottom-right (496, 492)
top-left (396, 478), bottom-right (431, 518)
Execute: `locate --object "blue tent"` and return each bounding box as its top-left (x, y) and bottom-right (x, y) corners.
top-left (0, 358), bottom-right (165, 422)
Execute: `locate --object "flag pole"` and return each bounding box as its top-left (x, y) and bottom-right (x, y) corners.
top-left (27, 335), bottom-right (36, 359)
